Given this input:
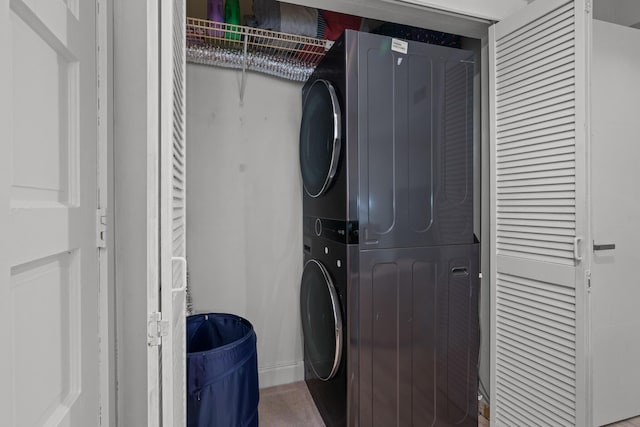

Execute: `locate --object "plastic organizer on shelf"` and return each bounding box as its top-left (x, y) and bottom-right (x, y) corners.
top-left (186, 17), bottom-right (333, 86)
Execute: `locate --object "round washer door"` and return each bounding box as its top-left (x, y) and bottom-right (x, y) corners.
top-left (300, 259), bottom-right (343, 381)
top-left (299, 79), bottom-right (342, 198)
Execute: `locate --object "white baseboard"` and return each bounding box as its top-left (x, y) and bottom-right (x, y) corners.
top-left (258, 361), bottom-right (304, 389)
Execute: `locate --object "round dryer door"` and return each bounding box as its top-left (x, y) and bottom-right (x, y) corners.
top-left (299, 79), bottom-right (342, 198)
top-left (300, 259), bottom-right (343, 381)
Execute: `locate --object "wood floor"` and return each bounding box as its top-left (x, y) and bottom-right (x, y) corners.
top-left (605, 418), bottom-right (640, 427)
top-left (258, 381), bottom-right (640, 427)
top-left (259, 381), bottom-right (324, 427)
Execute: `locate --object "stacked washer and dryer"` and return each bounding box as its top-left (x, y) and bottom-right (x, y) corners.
top-left (299, 30), bottom-right (480, 427)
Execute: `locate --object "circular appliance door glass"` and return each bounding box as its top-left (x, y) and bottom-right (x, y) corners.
top-left (300, 259), bottom-right (343, 381)
top-left (299, 79), bottom-right (342, 198)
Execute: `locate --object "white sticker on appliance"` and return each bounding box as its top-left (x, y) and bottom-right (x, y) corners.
top-left (391, 38), bottom-right (408, 54)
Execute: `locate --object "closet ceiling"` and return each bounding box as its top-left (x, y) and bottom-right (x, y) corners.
top-left (186, 0), bottom-right (530, 38)
top-left (389, 0), bottom-right (529, 21)
top-left (280, 0), bottom-right (495, 38)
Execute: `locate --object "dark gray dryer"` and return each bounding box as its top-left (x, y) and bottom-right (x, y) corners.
top-left (299, 30), bottom-right (476, 248)
top-left (357, 243), bottom-right (480, 427)
top-left (300, 234), bottom-right (357, 427)
top-left (299, 30), bottom-right (480, 427)
top-left (300, 235), bottom-right (480, 427)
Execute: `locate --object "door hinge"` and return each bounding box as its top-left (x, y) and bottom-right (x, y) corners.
top-left (585, 0), bottom-right (592, 13)
top-left (147, 312), bottom-right (169, 347)
top-left (586, 270), bottom-right (592, 291)
top-left (97, 208), bottom-right (107, 248)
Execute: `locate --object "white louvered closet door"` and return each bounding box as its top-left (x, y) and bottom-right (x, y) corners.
top-left (489, 1), bottom-right (589, 426)
top-left (160, 0), bottom-right (187, 425)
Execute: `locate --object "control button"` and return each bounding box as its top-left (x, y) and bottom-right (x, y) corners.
top-left (315, 218), bottom-right (322, 236)
top-left (337, 260), bottom-right (342, 268)
top-left (324, 247), bottom-right (329, 254)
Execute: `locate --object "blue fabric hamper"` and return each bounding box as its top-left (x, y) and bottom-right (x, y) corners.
top-left (187, 313), bottom-right (259, 427)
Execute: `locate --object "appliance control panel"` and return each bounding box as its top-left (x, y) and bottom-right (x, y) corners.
top-left (303, 216), bottom-right (358, 244)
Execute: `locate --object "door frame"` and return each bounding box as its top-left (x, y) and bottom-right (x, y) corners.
top-left (146, 0), bottom-right (162, 424)
top-left (96, 0), bottom-right (598, 424)
top-left (583, 5), bottom-right (594, 426)
top-left (97, 0), bottom-right (116, 425)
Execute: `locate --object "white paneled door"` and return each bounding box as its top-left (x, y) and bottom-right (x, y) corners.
top-left (490, 0), bottom-right (589, 425)
top-left (0, 0), bottom-right (99, 426)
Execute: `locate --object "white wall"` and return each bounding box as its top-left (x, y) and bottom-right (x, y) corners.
top-left (594, 0), bottom-right (640, 27)
top-left (186, 64), bottom-right (305, 388)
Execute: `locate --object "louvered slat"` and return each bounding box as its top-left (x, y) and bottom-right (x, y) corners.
top-left (497, 301), bottom-right (575, 334)
top-left (498, 71), bottom-right (574, 106)
top-left (498, 86), bottom-right (573, 119)
top-left (498, 177), bottom-right (575, 189)
top-left (497, 372), bottom-right (574, 425)
top-left (496, 2), bottom-right (573, 51)
top-left (498, 325), bottom-right (575, 366)
top-left (499, 138), bottom-right (574, 159)
top-left (498, 236), bottom-right (573, 252)
top-left (498, 364), bottom-right (575, 414)
top-left (495, 0), bottom-right (577, 270)
top-left (498, 101), bottom-right (574, 131)
top-left (171, 1), bottom-right (186, 426)
top-left (498, 226), bottom-right (576, 243)
top-left (495, 269), bottom-right (577, 424)
top-left (498, 228), bottom-right (575, 242)
top-left (172, 0), bottom-right (186, 263)
top-left (498, 166), bottom-right (576, 181)
top-left (159, 0), bottom-right (187, 425)
top-left (497, 29), bottom-right (574, 75)
top-left (498, 124), bottom-right (574, 147)
top-left (499, 154), bottom-right (574, 171)
top-left (496, 336), bottom-right (576, 390)
top-left (498, 315), bottom-right (574, 353)
top-left (498, 230), bottom-right (574, 243)
top-left (498, 77), bottom-right (574, 110)
top-left (498, 203), bottom-right (575, 213)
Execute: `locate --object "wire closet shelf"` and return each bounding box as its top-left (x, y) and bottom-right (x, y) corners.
top-left (186, 17), bottom-right (333, 84)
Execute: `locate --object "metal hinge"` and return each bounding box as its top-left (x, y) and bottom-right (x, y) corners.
top-left (586, 270), bottom-right (592, 291)
top-left (147, 312), bottom-right (169, 347)
top-left (97, 208), bottom-right (107, 248)
top-left (585, 0), bottom-right (592, 13)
